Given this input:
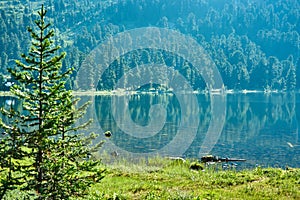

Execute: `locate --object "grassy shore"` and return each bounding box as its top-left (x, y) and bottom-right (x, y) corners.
top-left (81, 157), bottom-right (300, 200)
top-left (1, 157), bottom-right (299, 199)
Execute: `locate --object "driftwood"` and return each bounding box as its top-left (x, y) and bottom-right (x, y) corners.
top-left (201, 155), bottom-right (246, 163)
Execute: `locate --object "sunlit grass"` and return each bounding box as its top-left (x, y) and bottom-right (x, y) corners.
top-left (82, 157), bottom-right (300, 199)
top-left (1, 156), bottom-right (299, 199)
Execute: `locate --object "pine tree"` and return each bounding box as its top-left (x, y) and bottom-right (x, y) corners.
top-left (0, 5), bottom-right (104, 199)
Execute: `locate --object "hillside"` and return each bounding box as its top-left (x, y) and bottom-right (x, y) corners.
top-left (0, 0), bottom-right (299, 91)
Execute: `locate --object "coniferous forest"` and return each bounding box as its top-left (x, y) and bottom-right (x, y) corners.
top-left (0, 0), bottom-right (299, 91)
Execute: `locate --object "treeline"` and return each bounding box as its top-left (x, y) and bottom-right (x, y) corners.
top-left (0, 0), bottom-right (299, 91)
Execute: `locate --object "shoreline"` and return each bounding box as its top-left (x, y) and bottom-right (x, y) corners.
top-left (1, 89), bottom-right (300, 97)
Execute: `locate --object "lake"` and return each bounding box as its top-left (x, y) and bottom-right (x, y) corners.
top-left (75, 92), bottom-right (300, 169)
top-left (1, 92), bottom-right (299, 169)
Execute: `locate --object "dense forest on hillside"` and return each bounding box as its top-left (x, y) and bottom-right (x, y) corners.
top-left (0, 0), bottom-right (299, 91)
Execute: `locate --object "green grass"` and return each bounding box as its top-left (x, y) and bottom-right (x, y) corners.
top-left (82, 157), bottom-right (300, 200)
top-left (2, 157), bottom-right (299, 199)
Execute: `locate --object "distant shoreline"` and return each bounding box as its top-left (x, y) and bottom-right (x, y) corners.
top-left (1, 89), bottom-right (300, 97)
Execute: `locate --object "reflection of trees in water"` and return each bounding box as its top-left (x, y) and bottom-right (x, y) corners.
top-left (93, 93), bottom-right (298, 157)
top-left (2, 93), bottom-right (298, 165)
top-left (56, 93), bottom-right (300, 167)
top-left (95, 94), bottom-right (184, 153)
top-left (209, 93), bottom-right (299, 168)
top-left (221, 93), bottom-right (297, 144)
top-left (2, 93), bottom-right (297, 145)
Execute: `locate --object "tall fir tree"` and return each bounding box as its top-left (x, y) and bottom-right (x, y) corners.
top-left (0, 5), bottom-right (104, 199)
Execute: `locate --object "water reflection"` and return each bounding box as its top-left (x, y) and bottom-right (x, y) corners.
top-left (95, 93), bottom-right (203, 156)
top-left (92, 92), bottom-right (299, 168)
top-left (1, 93), bottom-right (299, 168)
top-left (96, 94), bottom-right (181, 153)
top-left (216, 93), bottom-right (299, 168)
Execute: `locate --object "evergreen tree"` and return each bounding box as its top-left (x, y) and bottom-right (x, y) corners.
top-left (0, 5), bottom-right (104, 199)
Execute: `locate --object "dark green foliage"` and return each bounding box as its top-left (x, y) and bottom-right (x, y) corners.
top-left (0, 0), bottom-right (299, 91)
top-left (0, 5), bottom-right (104, 199)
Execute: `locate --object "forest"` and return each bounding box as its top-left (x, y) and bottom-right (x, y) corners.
top-left (0, 0), bottom-right (299, 91)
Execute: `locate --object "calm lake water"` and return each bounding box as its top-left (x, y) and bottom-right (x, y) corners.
top-left (1, 92), bottom-right (299, 169)
top-left (75, 92), bottom-right (300, 169)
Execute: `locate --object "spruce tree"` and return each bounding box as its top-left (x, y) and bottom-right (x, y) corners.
top-left (0, 5), bottom-right (104, 199)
